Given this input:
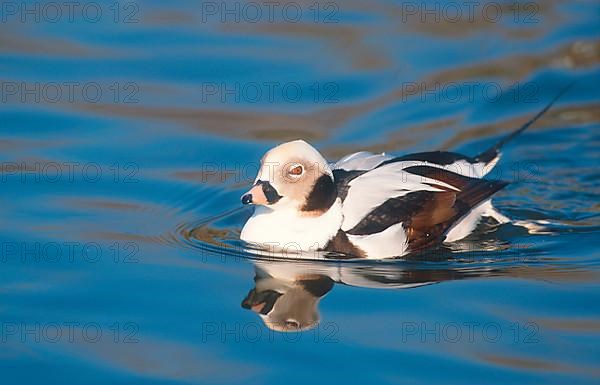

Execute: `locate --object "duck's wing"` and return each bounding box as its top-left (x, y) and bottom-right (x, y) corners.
top-left (332, 151), bottom-right (391, 202)
top-left (332, 150), bottom-right (493, 174)
top-left (377, 151), bottom-right (499, 178)
top-left (332, 151), bottom-right (393, 171)
top-left (332, 149), bottom-right (501, 204)
top-left (331, 151), bottom-right (500, 207)
top-left (338, 162), bottom-right (507, 257)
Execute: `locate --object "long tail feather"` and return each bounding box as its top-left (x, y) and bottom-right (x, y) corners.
top-left (474, 81), bottom-right (574, 163)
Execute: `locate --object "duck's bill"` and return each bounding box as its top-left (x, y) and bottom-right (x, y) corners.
top-left (241, 181), bottom-right (282, 206)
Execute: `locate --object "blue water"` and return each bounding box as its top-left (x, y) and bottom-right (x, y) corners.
top-left (1, 1), bottom-right (599, 384)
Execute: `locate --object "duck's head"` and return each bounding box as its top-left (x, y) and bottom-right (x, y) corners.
top-left (241, 140), bottom-right (336, 215)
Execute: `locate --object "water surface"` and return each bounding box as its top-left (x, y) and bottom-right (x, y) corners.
top-left (1, 0), bottom-right (600, 384)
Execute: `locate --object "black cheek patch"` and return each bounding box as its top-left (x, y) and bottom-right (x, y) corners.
top-left (298, 276), bottom-right (334, 297)
top-left (301, 175), bottom-right (337, 213)
top-left (241, 288), bottom-right (282, 315)
top-left (257, 180), bottom-right (282, 204)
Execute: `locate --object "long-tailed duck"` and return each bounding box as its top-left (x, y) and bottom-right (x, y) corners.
top-left (240, 86), bottom-right (570, 259)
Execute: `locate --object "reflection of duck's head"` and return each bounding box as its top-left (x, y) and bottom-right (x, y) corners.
top-left (241, 274), bottom-right (333, 332)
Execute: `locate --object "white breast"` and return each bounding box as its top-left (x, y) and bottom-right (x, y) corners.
top-left (240, 200), bottom-right (343, 253)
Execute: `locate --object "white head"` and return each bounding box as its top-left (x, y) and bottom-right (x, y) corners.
top-left (242, 140), bottom-right (337, 215)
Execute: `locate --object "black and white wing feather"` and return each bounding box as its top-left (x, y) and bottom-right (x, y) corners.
top-left (334, 161), bottom-right (507, 257)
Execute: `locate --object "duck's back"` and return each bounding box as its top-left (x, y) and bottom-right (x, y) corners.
top-left (330, 150), bottom-right (507, 258)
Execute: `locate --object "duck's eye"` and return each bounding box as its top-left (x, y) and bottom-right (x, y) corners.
top-left (288, 164), bottom-right (303, 176)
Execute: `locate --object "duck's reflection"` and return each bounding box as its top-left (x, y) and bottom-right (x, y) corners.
top-left (241, 253), bottom-right (484, 332)
top-left (241, 267), bottom-right (333, 332)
